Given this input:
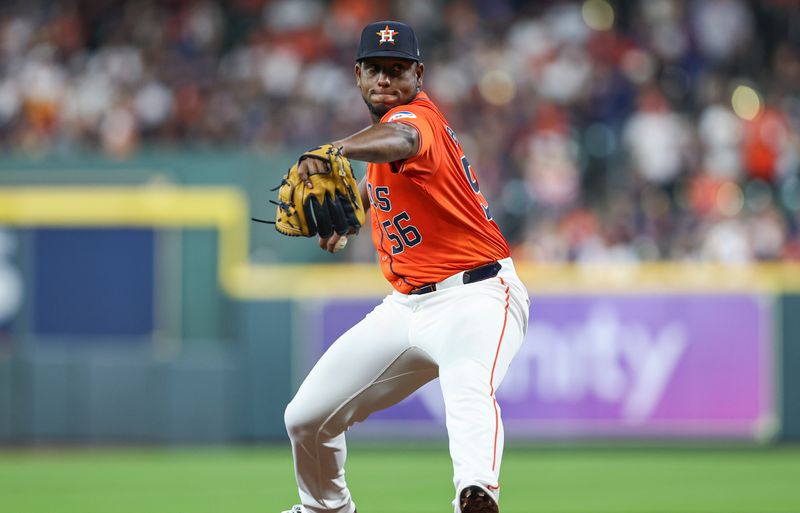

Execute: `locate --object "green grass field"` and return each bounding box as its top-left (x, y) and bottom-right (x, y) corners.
top-left (1, 445), bottom-right (799, 513)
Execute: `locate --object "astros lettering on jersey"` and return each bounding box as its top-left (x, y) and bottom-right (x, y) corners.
top-left (366, 92), bottom-right (510, 293)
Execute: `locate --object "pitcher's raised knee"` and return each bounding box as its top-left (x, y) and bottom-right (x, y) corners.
top-left (284, 399), bottom-right (323, 442)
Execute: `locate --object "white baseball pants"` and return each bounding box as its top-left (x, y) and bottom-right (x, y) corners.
top-left (284, 257), bottom-right (530, 513)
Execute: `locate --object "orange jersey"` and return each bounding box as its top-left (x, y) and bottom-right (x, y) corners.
top-left (366, 92), bottom-right (510, 293)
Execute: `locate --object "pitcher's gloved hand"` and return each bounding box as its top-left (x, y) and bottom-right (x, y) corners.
top-left (258, 144), bottom-right (365, 240)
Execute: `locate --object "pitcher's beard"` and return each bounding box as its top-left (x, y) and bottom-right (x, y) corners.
top-left (364, 98), bottom-right (390, 119)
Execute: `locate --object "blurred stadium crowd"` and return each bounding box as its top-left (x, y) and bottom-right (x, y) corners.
top-left (2, 0), bottom-right (800, 262)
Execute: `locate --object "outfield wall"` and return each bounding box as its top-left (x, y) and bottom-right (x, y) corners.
top-left (0, 152), bottom-right (798, 443)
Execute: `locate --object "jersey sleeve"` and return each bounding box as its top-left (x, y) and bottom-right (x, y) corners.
top-left (382, 105), bottom-right (434, 162)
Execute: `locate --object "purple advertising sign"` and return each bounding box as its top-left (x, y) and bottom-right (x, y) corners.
top-left (316, 294), bottom-right (774, 439)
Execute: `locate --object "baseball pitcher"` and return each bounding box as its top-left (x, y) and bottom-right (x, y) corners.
top-left (277, 20), bottom-right (530, 513)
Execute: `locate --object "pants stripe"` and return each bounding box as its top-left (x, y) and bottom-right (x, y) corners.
top-left (489, 277), bottom-right (510, 472)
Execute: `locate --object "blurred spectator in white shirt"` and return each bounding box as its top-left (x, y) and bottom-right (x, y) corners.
top-left (623, 87), bottom-right (691, 185)
top-left (691, 0), bottom-right (753, 64)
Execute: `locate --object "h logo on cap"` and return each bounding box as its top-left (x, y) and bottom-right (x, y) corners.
top-left (377, 24), bottom-right (398, 44)
top-left (357, 21), bottom-right (419, 62)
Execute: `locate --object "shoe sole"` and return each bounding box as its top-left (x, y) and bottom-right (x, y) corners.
top-left (460, 486), bottom-right (499, 513)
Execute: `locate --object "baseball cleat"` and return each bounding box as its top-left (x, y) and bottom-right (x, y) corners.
top-left (460, 485), bottom-right (499, 513)
top-left (279, 507), bottom-right (356, 513)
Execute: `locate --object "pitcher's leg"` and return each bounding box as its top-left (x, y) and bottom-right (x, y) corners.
top-left (426, 278), bottom-right (528, 512)
top-left (284, 295), bottom-right (437, 513)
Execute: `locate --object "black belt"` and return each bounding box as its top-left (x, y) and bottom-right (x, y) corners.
top-left (409, 261), bottom-right (502, 295)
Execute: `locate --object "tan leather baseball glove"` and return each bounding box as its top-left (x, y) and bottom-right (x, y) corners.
top-left (255, 144), bottom-right (365, 238)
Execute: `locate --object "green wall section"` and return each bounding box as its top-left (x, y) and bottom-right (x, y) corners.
top-left (0, 359), bottom-right (13, 439)
top-left (181, 230), bottom-right (226, 342)
top-left (235, 301), bottom-right (294, 440)
top-left (781, 295), bottom-right (800, 440)
top-left (0, 300), bottom-right (293, 443)
top-left (4, 346), bottom-right (236, 442)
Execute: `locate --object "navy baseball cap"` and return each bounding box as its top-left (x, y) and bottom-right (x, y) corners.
top-left (356, 21), bottom-right (421, 63)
